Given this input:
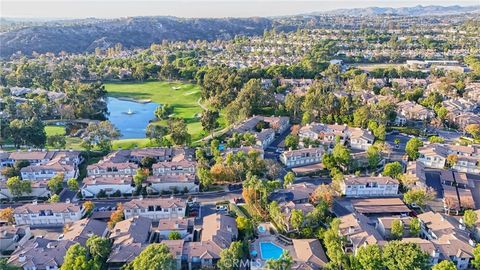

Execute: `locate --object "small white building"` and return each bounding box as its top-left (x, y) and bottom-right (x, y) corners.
top-left (146, 174), bottom-right (199, 193)
top-left (340, 176), bottom-right (399, 197)
top-left (152, 160), bottom-right (196, 176)
top-left (81, 175), bottom-right (135, 197)
top-left (255, 128), bottom-right (275, 149)
top-left (280, 147), bottom-right (324, 168)
top-left (13, 202), bottom-right (84, 227)
top-left (123, 197), bottom-right (186, 221)
top-left (453, 156), bottom-right (480, 174)
top-left (349, 128), bottom-right (375, 150)
top-left (87, 162), bottom-right (138, 176)
top-left (418, 145), bottom-right (448, 169)
top-left (20, 163), bottom-right (77, 181)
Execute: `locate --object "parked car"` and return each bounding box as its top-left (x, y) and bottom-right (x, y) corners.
top-left (216, 204), bottom-right (228, 212)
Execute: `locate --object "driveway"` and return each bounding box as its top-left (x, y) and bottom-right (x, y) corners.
top-left (424, 170), bottom-right (443, 198)
top-left (468, 174), bottom-right (480, 209)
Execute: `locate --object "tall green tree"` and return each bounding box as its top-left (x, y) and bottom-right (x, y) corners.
top-left (200, 109), bottom-right (219, 135)
top-left (290, 209), bottom-right (304, 231)
top-left (463, 209), bottom-right (478, 229)
top-left (145, 124), bottom-right (167, 143)
top-left (129, 243), bottom-right (175, 270)
top-left (332, 144), bottom-right (351, 170)
top-left (47, 173), bottom-right (64, 194)
top-left (356, 244), bottom-right (383, 270)
top-left (167, 118), bottom-right (190, 145)
top-left (383, 241), bottom-right (430, 270)
top-left (154, 104), bottom-right (173, 120)
top-left (405, 138), bottom-right (423, 160)
top-left (283, 172), bottom-right (295, 188)
top-left (391, 219), bottom-right (404, 239)
top-left (6, 176), bottom-right (32, 197)
top-left (367, 145), bottom-right (382, 169)
top-left (322, 219), bottom-right (346, 267)
top-left (284, 135), bottom-right (299, 150)
top-left (383, 162), bottom-right (403, 179)
top-left (218, 241), bottom-right (245, 270)
top-left (473, 244), bottom-right (480, 270)
top-left (86, 235), bottom-right (111, 270)
top-left (61, 243), bottom-right (94, 270)
top-left (409, 218), bottom-right (421, 237)
top-left (431, 260), bottom-right (457, 270)
top-left (82, 121), bottom-right (120, 151)
top-left (67, 178), bottom-right (79, 191)
top-left (403, 188), bottom-right (434, 207)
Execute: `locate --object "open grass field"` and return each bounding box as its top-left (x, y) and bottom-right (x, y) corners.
top-left (352, 63), bottom-right (405, 71)
top-left (105, 80), bottom-right (208, 142)
top-left (45, 125), bottom-right (66, 136)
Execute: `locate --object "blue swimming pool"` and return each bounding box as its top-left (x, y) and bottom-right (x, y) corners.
top-left (260, 242), bottom-right (284, 260)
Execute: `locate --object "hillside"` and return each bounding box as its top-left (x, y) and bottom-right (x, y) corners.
top-left (319, 5), bottom-right (480, 16)
top-left (0, 16), bottom-right (273, 58)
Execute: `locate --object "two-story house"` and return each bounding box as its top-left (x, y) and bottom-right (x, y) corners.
top-left (87, 162), bottom-right (138, 176)
top-left (123, 197), bottom-right (186, 221)
top-left (349, 128), bottom-right (375, 150)
top-left (20, 163), bottom-right (77, 181)
top-left (13, 202), bottom-right (84, 227)
top-left (183, 214), bottom-right (238, 269)
top-left (81, 175), bottom-right (135, 198)
top-left (340, 176), bottom-right (399, 197)
top-left (8, 238), bottom-right (76, 270)
top-left (107, 216), bottom-right (152, 269)
top-left (418, 144), bottom-right (449, 169)
top-left (152, 160), bottom-right (196, 176)
top-left (280, 147), bottom-right (324, 168)
top-left (146, 174), bottom-right (199, 194)
top-left (417, 211), bottom-right (475, 270)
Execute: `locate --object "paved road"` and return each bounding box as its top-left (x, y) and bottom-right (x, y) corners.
top-left (434, 129), bottom-right (463, 142)
top-left (385, 133), bottom-right (411, 154)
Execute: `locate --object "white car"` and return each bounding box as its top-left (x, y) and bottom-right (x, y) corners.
top-left (215, 205), bottom-right (228, 212)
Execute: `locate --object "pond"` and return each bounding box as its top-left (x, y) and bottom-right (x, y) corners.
top-left (107, 97), bottom-right (159, 139)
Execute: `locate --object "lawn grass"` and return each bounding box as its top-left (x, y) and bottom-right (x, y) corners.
top-left (111, 138), bottom-right (154, 150)
top-left (352, 63), bottom-right (406, 71)
top-left (45, 125), bottom-right (66, 136)
top-left (105, 80), bottom-right (216, 142)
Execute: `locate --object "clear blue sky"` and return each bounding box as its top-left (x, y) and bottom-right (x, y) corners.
top-left (1, 0), bottom-right (478, 19)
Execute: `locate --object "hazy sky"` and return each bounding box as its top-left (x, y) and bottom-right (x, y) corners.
top-left (1, 0), bottom-right (478, 19)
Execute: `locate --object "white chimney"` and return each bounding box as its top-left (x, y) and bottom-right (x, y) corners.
top-left (19, 254), bottom-right (26, 263)
top-left (65, 199), bottom-right (71, 204)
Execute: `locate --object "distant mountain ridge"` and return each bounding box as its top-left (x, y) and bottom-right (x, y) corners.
top-left (1, 5), bottom-right (479, 58)
top-left (316, 5), bottom-right (480, 16)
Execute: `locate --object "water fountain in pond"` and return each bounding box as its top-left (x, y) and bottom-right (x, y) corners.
top-left (123, 108), bottom-right (135, 115)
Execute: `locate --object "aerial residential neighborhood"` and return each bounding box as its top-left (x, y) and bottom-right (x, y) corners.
top-left (0, 1), bottom-right (480, 270)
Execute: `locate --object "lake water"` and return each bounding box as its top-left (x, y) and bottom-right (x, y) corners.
top-left (107, 97), bottom-right (159, 139)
